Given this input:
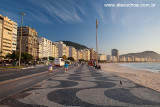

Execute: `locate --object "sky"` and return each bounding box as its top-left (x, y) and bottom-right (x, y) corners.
top-left (0, 0), bottom-right (160, 55)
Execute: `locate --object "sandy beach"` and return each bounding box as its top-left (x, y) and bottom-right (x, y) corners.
top-left (100, 63), bottom-right (160, 92)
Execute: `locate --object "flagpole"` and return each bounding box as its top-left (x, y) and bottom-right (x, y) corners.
top-left (96, 19), bottom-right (98, 66)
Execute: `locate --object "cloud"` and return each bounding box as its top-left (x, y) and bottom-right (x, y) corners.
top-left (43, 1), bottom-right (84, 23)
top-left (91, 0), bottom-right (107, 24)
top-left (28, 0), bottom-right (85, 24)
top-left (30, 10), bottom-right (53, 24)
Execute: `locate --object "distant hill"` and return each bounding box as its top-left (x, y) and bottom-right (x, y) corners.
top-left (62, 41), bottom-right (88, 50)
top-left (120, 51), bottom-right (160, 59)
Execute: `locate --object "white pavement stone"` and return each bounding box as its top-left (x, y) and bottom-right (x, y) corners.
top-left (81, 76), bottom-right (98, 81)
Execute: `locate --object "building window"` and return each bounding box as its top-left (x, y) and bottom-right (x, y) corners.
top-left (3, 45), bottom-right (11, 48)
top-left (4, 27), bottom-right (12, 32)
top-left (3, 49), bottom-right (10, 51)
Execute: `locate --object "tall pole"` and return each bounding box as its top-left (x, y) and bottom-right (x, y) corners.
top-left (19, 13), bottom-right (25, 66)
top-left (96, 19), bottom-right (98, 66)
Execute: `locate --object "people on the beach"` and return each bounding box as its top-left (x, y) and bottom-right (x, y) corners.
top-left (64, 62), bottom-right (68, 72)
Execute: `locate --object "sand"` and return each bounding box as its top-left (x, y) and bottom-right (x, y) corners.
top-left (100, 63), bottom-right (160, 92)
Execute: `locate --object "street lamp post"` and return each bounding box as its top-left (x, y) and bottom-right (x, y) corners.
top-left (19, 13), bottom-right (25, 66)
top-left (96, 19), bottom-right (98, 66)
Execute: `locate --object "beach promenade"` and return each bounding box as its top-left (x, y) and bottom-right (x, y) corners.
top-left (0, 65), bottom-right (160, 107)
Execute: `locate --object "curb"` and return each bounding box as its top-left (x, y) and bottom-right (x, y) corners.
top-left (0, 65), bottom-right (46, 71)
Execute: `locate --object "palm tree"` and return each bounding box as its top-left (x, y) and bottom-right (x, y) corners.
top-left (21, 52), bottom-right (33, 64)
top-left (0, 51), bottom-right (3, 63)
top-left (5, 51), bottom-right (19, 66)
top-left (63, 55), bottom-right (67, 60)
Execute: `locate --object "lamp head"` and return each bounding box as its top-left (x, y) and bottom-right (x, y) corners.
top-left (20, 13), bottom-right (25, 15)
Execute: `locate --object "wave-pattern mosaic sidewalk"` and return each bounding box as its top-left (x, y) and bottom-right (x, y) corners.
top-left (0, 65), bottom-right (160, 107)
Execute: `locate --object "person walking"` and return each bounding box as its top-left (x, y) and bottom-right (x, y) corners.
top-left (64, 62), bottom-right (68, 72)
top-left (48, 62), bottom-right (53, 74)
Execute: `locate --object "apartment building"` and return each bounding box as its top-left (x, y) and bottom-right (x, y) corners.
top-left (119, 56), bottom-right (126, 62)
top-left (112, 56), bottom-right (117, 62)
top-left (69, 46), bottom-right (77, 61)
top-left (66, 46), bottom-right (69, 58)
top-left (17, 26), bottom-right (37, 60)
top-left (111, 49), bottom-right (119, 61)
top-left (12, 22), bottom-right (18, 51)
top-left (90, 48), bottom-right (97, 60)
top-left (82, 49), bottom-right (90, 61)
top-left (93, 51), bottom-right (98, 61)
top-left (77, 50), bottom-right (83, 60)
top-left (107, 55), bottom-right (112, 61)
top-left (74, 51), bottom-right (77, 61)
top-left (126, 56), bottom-right (131, 62)
top-left (37, 37), bottom-right (53, 58)
top-left (98, 54), bottom-right (106, 61)
top-left (52, 42), bottom-right (58, 58)
top-left (0, 16), bottom-right (2, 60)
top-left (86, 49), bottom-right (90, 61)
top-left (37, 40), bottom-right (42, 59)
top-left (56, 41), bottom-right (69, 58)
top-left (0, 14), bottom-right (18, 61)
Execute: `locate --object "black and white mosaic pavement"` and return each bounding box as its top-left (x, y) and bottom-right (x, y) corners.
top-left (0, 65), bottom-right (160, 107)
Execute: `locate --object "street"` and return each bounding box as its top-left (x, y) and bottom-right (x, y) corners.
top-left (0, 65), bottom-right (65, 82)
top-left (0, 65), bottom-right (74, 100)
top-left (0, 65), bottom-right (160, 107)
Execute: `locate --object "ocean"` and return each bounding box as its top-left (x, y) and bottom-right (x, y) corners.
top-left (119, 63), bottom-right (160, 73)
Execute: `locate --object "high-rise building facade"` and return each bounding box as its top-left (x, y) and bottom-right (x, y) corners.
top-left (12, 22), bottom-right (18, 51)
top-left (17, 26), bottom-right (37, 60)
top-left (37, 37), bottom-right (53, 58)
top-left (90, 48), bottom-right (97, 60)
top-left (69, 46), bottom-right (77, 61)
top-left (111, 49), bottom-right (119, 61)
top-left (56, 41), bottom-right (69, 58)
top-left (119, 56), bottom-right (126, 62)
top-left (57, 41), bottom-right (65, 57)
top-left (74, 51), bottom-right (77, 61)
top-left (66, 46), bottom-right (69, 58)
top-left (37, 40), bottom-right (43, 59)
top-left (82, 49), bottom-right (90, 61)
top-left (112, 56), bottom-right (117, 62)
top-left (0, 16), bottom-right (3, 59)
top-left (52, 42), bottom-right (58, 58)
top-left (93, 51), bottom-right (98, 61)
top-left (86, 49), bottom-right (90, 61)
top-left (98, 54), bottom-right (106, 61)
top-left (77, 50), bottom-right (83, 60)
top-left (107, 55), bottom-right (112, 61)
top-left (0, 14), bottom-right (18, 61)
